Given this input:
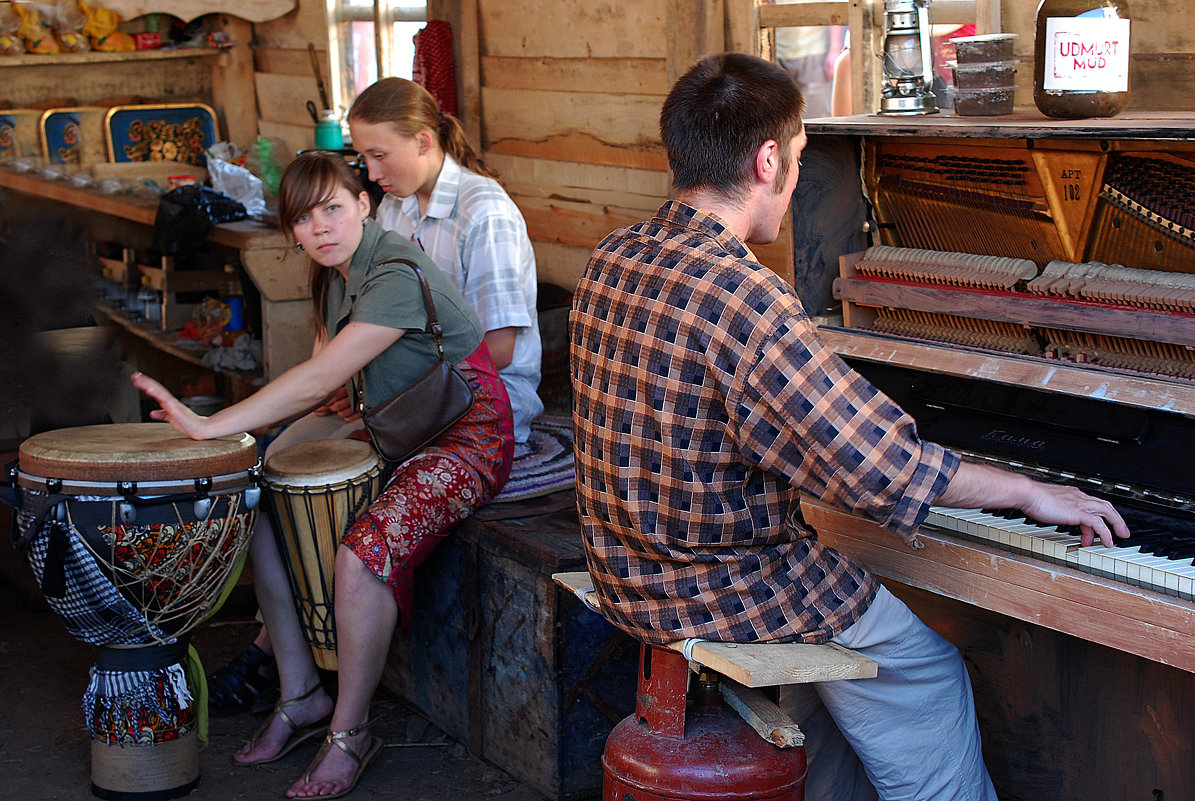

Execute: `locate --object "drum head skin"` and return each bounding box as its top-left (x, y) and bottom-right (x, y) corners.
top-left (264, 439), bottom-right (381, 487)
top-left (20, 423), bottom-right (257, 482)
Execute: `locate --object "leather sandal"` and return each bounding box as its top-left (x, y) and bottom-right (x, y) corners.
top-left (207, 642), bottom-right (280, 716)
top-left (296, 720), bottom-right (383, 799)
top-left (236, 683), bottom-right (330, 767)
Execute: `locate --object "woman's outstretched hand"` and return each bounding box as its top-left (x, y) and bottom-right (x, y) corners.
top-left (131, 372), bottom-right (213, 440)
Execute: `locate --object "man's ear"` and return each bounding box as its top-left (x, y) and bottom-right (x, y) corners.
top-left (753, 139), bottom-right (781, 186)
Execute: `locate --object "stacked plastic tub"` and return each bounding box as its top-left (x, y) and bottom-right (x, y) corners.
top-left (948, 33), bottom-right (1019, 116)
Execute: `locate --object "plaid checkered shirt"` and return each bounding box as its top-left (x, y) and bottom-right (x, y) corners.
top-left (570, 201), bottom-right (960, 646)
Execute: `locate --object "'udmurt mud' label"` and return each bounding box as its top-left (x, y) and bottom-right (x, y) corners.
top-left (1042, 12), bottom-right (1130, 92)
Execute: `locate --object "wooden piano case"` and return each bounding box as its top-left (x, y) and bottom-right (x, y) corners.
top-left (799, 114), bottom-right (1195, 801)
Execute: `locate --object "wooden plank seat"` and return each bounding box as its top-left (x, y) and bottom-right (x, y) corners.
top-left (551, 571), bottom-right (878, 748)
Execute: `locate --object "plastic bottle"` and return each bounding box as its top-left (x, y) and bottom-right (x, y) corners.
top-left (1033, 0), bottom-right (1131, 119)
top-left (220, 264), bottom-right (245, 333)
top-left (254, 136), bottom-right (283, 197)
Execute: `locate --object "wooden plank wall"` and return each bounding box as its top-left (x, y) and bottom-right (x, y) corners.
top-left (251, 0), bottom-right (331, 161)
top-left (468, 0), bottom-right (681, 292)
top-left (455, 0), bottom-right (794, 293)
top-left (229, 0), bottom-right (1195, 292)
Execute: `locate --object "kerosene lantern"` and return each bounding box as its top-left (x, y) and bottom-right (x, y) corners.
top-left (878, 0), bottom-right (940, 115)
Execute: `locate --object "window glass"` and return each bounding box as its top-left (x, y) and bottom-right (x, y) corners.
top-left (328, 1), bottom-right (427, 116)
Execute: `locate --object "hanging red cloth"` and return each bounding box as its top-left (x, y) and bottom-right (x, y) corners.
top-left (412, 20), bottom-right (457, 117)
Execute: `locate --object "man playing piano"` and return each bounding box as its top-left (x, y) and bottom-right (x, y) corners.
top-left (569, 52), bottom-right (1129, 801)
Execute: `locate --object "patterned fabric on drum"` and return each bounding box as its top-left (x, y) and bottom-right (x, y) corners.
top-left (85, 662), bottom-right (195, 745)
top-left (343, 344), bottom-right (514, 624)
top-left (18, 495), bottom-right (251, 744)
top-left (21, 499), bottom-right (167, 646)
top-left (103, 515), bottom-right (247, 615)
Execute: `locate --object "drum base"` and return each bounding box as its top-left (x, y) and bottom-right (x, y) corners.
top-left (90, 731), bottom-right (200, 801)
top-left (313, 644), bottom-right (338, 672)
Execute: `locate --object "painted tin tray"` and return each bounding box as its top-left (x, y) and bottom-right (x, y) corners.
top-left (40, 108), bottom-right (86, 164)
top-left (104, 103), bottom-right (219, 165)
top-left (0, 110), bottom-right (46, 162)
top-left (0, 114), bottom-right (16, 160)
top-left (40, 107), bottom-right (108, 165)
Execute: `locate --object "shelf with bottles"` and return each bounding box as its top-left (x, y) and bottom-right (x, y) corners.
top-left (93, 240), bottom-right (255, 333)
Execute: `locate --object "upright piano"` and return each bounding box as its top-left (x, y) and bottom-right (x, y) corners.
top-left (795, 113), bottom-right (1195, 799)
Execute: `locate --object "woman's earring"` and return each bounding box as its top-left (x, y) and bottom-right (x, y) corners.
top-left (294, 241), bottom-right (304, 251)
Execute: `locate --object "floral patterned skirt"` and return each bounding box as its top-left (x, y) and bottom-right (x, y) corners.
top-left (341, 342), bottom-right (514, 625)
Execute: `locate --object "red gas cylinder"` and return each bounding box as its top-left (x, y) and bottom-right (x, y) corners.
top-left (602, 643), bottom-right (807, 801)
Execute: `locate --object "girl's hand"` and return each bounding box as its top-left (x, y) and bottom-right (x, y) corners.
top-left (130, 372), bottom-right (213, 440)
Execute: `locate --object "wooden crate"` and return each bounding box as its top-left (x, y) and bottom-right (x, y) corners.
top-left (382, 493), bottom-right (638, 801)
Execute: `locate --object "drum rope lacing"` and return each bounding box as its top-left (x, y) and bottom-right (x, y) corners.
top-left (62, 488), bottom-right (256, 645)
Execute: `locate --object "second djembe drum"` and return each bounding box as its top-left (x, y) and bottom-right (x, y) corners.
top-left (261, 438), bottom-right (383, 670)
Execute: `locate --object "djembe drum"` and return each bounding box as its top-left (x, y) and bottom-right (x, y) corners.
top-left (261, 438), bottom-right (382, 671)
top-left (8, 423), bottom-right (260, 800)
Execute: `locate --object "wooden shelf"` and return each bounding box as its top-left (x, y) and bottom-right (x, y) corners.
top-left (0, 167), bottom-right (288, 252)
top-left (806, 111), bottom-right (1195, 142)
top-left (94, 300), bottom-right (262, 395)
top-left (0, 47), bottom-right (220, 69)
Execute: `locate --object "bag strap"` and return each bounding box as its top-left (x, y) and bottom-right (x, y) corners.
top-left (355, 257), bottom-right (447, 412)
top-left (377, 257), bottom-right (447, 360)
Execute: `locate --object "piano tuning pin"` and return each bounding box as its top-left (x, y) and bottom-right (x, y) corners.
top-left (119, 502), bottom-right (137, 524)
top-left (193, 498), bottom-right (213, 519)
top-left (244, 486), bottom-right (262, 510)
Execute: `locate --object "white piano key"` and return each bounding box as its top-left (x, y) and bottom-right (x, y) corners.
top-left (929, 508), bottom-right (1195, 599)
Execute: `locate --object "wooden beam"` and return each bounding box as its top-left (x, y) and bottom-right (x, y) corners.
top-left (480, 56), bottom-right (669, 96)
top-left (666, 0), bottom-right (726, 87)
top-left (486, 153), bottom-right (669, 212)
top-left (849, 0), bottom-right (876, 116)
top-left (724, 0), bottom-right (764, 55)
top-left (455, 0), bottom-right (482, 148)
top-left (721, 679), bottom-right (805, 747)
top-left (759, 1), bottom-right (850, 28)
top-left (973, 0), bottom-right (1001, 34)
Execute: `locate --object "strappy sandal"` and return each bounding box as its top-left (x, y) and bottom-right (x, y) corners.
top-left (207, 642), bottom-right (280, 716)
top-left (295, 721), bottom-right (383, 800)
top-left (236, 683), bottom-right (330, 767)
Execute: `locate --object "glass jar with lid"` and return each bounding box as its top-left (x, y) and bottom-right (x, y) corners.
top-left (1033, 0), bottom-right (1130, 119)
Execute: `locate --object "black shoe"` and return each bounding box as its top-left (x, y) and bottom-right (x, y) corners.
top-left (207, 643), bottom-right (281, 717)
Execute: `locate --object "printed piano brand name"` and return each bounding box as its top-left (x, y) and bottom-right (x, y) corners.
top-left (980, 429), bottom-right (1047, 450)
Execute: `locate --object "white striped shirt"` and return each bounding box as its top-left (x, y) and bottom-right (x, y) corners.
top-left (377, 155), bottom-right (543, 442)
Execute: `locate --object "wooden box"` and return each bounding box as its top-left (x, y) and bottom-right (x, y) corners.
top-left (382, 493), bottom-right (638, 801)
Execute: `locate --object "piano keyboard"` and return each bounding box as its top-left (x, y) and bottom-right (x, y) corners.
top-left (926, 507), bottom-right (1195, 601)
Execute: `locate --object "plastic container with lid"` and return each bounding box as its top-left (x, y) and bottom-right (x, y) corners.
top-left (1033, 0), bottom-right (1131, 119)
